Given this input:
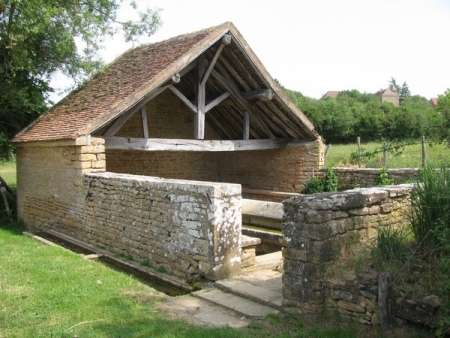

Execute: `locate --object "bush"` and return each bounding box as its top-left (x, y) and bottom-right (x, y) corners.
top-left (303, 177), bottom-right (324, 194)
top-left (303, 168), bottom-right (338, 194)
top-left (376, 167), bottom-right (394, 186)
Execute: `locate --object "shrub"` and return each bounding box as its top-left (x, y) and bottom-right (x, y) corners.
top-left (303, 168), bottom-right (339, 194)
top-left (324, 167), bottom-right (339, 192)
top-left (376, 167), bottom-right (394, 186)
top-left (303, 177), bottom-right (324, 194)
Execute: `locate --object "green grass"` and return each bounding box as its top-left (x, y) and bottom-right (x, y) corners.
top-left (0, 222), bottom-right (384, 338)
top-left (0, 159), bottom-right (16, 187)
top-left (326, 142), bottom-right (450, 168)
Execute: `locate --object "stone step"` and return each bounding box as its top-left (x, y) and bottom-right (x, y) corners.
top-left (158, 294), bottom-right (250, 328)
top-left (242, 250), bottom-right (283, 272)
top-left (193, 288), bottom-right (279, 319)
top-left (215, 266), bottom-right (283, 310)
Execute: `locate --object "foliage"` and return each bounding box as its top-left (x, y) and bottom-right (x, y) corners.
top-left (389, 77), bottom-right (411, 104)
top-left (371, 225), bottom-right (411, 266)
top-left (303, 168), bottom-right (338, 194)
top-left (376, 167), bottom-right (394, 186)
top-left (303, 177), bottom-right (324, 194)
top-left (284, 86), bottom-right (447, 145)
top-left (409, 165), bottom-right (450, 250)
top-left (323, 167), bottom-right (339, 192)
top-left (0, 0), bottom-right (162, 160)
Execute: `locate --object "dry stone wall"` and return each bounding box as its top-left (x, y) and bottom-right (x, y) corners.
top-left (82, 172), bottom-right (242, 280)
top-left (282, 185), bottom-right (413, 324)
top-left (333, 168), bottom-right (419, 190)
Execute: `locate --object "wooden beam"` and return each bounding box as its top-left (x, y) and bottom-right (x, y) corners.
top-left (103, 85), bottom-right (168, 136)
top-left (204, 92), bottom-right (230, 113)
top-left (168, 85), bottom-right (197, 113)
top-left (241, 89), bottom-right (273, 102)
top-left (141, 107), bottom-right (149, 138)
top-left (196, 56), bottom-right (206, 139)
top-left (211, 69), bottom-right (275, 139)
top-left (201, 34), bottom-right (231, 86)
top-left (243, 111), bottom-right (250, 140)
top-left (104, 137), bottom-right (290, 152)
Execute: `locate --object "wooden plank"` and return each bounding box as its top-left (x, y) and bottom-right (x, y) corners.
top-left (141, 107), bottom-right (149, 138)
top-left (104, 137), bottom-right (290, 152)
top-left (168, 85), bottom-right (197, 113)
top-left (205, 92), bottom-right (230, 113)
top-left (103, 85), bottom-right (168, 136)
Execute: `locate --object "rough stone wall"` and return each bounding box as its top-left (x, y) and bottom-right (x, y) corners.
top-left (107, 140), bottom-right (325, 194)
top-left (106, 150), bottom-right (221, 182)
top-left (219, 140), bottom-right (324, 193)
top-left (83, 172), bottom-right (242, 280)
top-left (282, 185), bottom-right (413, 324)
top-left (16, 138), bottom-right (106, 230)
top-left (333, 168), bottom-right (420, 190)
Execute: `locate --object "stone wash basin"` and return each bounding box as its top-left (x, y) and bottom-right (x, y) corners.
top-left (241, 199), bottom-right (283, 254)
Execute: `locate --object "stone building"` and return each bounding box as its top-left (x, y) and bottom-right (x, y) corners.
top-left (376, 86), bottom-right (400, 106)
top-left (12, 22), bottom-right (323, 280)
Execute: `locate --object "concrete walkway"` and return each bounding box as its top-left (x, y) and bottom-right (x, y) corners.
top-left (158, 251), bottom-right (283, 328)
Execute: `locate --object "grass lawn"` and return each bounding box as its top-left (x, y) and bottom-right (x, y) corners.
top-left (0, 160), bottom-right (16, 187)
top-left (325, 142), bottom-right (450, 168)
top-left (0, 222), bottom-right (375, 338)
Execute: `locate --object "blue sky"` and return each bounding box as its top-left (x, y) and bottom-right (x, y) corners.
top-left (52, 0), bottom-right (450, 101)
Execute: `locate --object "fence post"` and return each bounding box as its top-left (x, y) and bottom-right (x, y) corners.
top-left (383, 142), bottom-right (387, 167)
top-left (422, 136), bottom-right (427, 168)
top-left (357, 137), bottom-right (361, 168)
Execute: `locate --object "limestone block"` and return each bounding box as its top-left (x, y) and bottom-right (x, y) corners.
top-left (338, 300), bottom-right (365, 313)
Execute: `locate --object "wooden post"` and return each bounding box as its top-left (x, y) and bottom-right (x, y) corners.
top-left (422, 136), bottom-right (427, 168)
top-left (243, 111), bottom-right (250, 140)
top-left (383, 142), bottom-right (387, 167)
top-left (141, 107), bottom-right (149, 139)
top-left (195, 55), bottom-right (206, 140)
top-left (0, 187), bottom-right (12, 224)
top-left (324, 144), bottom-right (332, 158)
top-left (357, 137), bottom-right (361, 168)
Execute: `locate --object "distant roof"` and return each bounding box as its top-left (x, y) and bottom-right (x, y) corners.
top-left (429, 98), bottom-right (438, 107)
top-left (376, 86), bottom-right (398, 96)
top-left (13, 22), bottom-right (319, 143)
top-left (320, 91), bottom-right (340, 99)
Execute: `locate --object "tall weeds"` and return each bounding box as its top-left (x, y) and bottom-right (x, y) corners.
top-left (409, 165), bottom-right (450, 251)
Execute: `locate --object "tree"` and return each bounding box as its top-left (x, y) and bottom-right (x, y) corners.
top-left (389, 78), bottom-right (411, 104)
top-left (0, 0), bottom-right (161, 160)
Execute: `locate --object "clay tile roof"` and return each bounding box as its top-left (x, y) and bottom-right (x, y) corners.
top-left (13, 24), bottom-right (222, 143)
top-left (13, 22), bottom-right (318, 143)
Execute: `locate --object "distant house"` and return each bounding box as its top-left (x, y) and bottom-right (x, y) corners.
top-left (376, 86), bottom-right (399, 106)
top-left (320, 91), bottom-right (340, 100)
top-left (429, 98), bottom-right (438, 108)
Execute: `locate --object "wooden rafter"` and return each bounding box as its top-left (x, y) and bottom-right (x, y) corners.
top-left (103, 85), bottom-right (169, 137)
